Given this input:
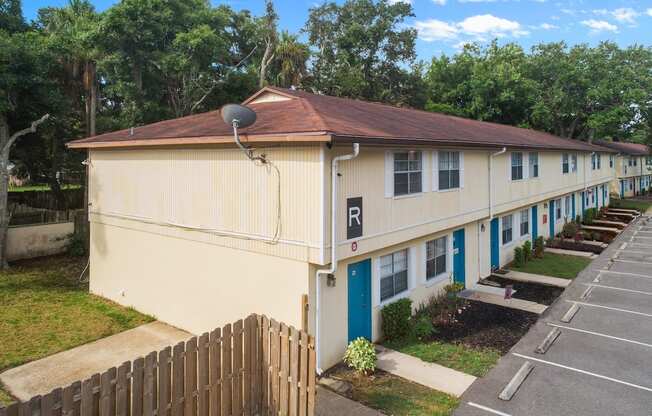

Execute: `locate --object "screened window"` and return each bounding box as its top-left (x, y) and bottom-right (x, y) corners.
top-left (394, 151), bottom-right (422, 196)
top-left (634, 158), bottom-right (638, 167)
top-left (511, 153), bottom-right (524, 180)
top-left (426, 237), bottom-right (447, 280)
top-left (597, 154), bottom-right (601, 169)
top-left (562, 154), bottom-right (569, 174)
top-left (380, 250), bottom-right (409, 302)
top-left (529, 152), bottom-right (539, 178)
top-left (571, 154), bottom-right (577, 172)
top-left (520, 209), bottom-right (529, 236)
top-left (438, 151), bottom-right (460, 190)
top-left (502, 215), bottom-right (513, 245)
top-left (592, 154), bottom-right (601, 170)
top-left (628, 157), bottom-right (633, 167)
top-left (555, 198), bottom-right (562, 220)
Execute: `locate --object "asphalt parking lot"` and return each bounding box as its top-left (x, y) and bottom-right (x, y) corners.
top-left (455, 214), bottom-right (652, 416)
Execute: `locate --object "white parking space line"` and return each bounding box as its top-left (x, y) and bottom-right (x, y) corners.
top-left (568, 300), bottom-right (652, 318)
top-left (584, 283), bottom-right (652, 296)
top-left (616, 250), bottom-right (651, 255)
top-left (598, 270), bottom-right (652, 280)
top-left (613, 258), bottom-right (652, 266)
top-left (467, 402), bottom-right (512, 416)
top-left (546, 323), bottom-right (652, 350)
top-left (512, 353), bottom-right (652, 393)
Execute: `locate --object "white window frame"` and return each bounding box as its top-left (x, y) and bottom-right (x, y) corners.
top-left (555, 198), bottom-right (562, 222)
top-left (501, 214), bottom-right (514, 246)
top-left (511, 152), bottom-right (524, 181)
top-left (377, 249), bottom-right (411, 305)
top-left (528, 152), bottom-right (539, 178)
top-left (571, 154), bottom-right (577, 173)
top-left (610, 155), bottom-right (614, 168)
top-left (562, 153), bottom-right (570, 174)
top-left (393, 151), bottom-right (423, 197)
top-left (519, 209), bottom-right (529, 237)
top-left (565, 195), bottom-right (571, 219)
top-left (425, 236), bottom-right (449, 283)
top-left (438, 151), bottom-right (461, 191)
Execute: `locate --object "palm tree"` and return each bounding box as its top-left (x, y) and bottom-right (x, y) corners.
top-left (273, 31), bottom-right (310, 88)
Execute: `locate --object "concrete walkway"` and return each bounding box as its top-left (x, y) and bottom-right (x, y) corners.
top-left (501, 270), bottom-right (572, 288)
top-left (375, 346), bottom-right (476, 397)
top-left (459, 289), bottom-right (548, 314)
top-left (315, 386), bottom-right (384, 416)
top-left (544, 247), bottom-right (597, 259)
top-left (0, 322), bottom-right (190, 400)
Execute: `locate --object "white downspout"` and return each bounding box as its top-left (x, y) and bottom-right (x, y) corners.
top-left (584, 152), bottom-right (595, 191)
top-left (489, 147), bottom-right (507, 219)
top-left (315, 142), bottom-right (360, 374)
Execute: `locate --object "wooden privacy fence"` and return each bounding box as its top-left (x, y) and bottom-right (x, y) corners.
top-left (0, 315), bottom-right (316, 416)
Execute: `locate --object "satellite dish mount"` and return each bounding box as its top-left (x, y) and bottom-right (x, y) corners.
top-left (220, 104), bottom-right (265, 163)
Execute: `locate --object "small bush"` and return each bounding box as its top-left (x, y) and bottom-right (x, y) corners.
top-left (513, 246), bottom-right (524, 267)
top-left (573, 231), bottom-right (584, 242)
top-left (67, 234), bottom-right (86, 257)
top-left (445, 282), bottom-right (465, 294)
top-left (575, 215), bottom-right (581, 224)
top-left (343, 337), bottom-right (376, 375)
top-left (381, 298), bottom-right (412, 340)
top-left (534, 236), bottom-right (545, 258)
top-left (522, 240), bottom-right (532, 263)
top-left (562, 222), bottom-right (578, 239)
top-left (584, 208), bottom-right (597, 225)
top-left (412, 315), bottom-right (434, 340)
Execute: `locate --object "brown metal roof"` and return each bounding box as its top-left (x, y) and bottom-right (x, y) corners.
top-left (594, 140), bottom-right (650, 156)
top-left (68, 86), bottom-right (616, 153)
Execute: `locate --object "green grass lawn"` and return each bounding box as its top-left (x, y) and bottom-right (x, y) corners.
top-left (610, 199), bottom-right (652, 213)
top-left (332, 367), bottom-right (459, 416)
top-left (0, 256), bottom-right (154, 405)
top-left (8, 184), bottom-right (81, 192)
top-left (384, 339), bottom-right (500, 377)
top-left (509, 252), bottom-right (591, 279)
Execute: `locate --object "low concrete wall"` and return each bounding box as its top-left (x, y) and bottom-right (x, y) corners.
top-left (7, 222), bottom-right (74, 261)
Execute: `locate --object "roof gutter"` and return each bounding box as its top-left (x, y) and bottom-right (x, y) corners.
top-left (315, 142), bottom-right (360, 375)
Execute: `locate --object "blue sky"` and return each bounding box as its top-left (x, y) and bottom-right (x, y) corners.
top-left (22, 0), bottom-right (652, 59)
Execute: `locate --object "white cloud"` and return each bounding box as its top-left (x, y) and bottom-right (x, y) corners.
top-left (415, 14), bottom-right (528, 42)
top-left (538, 23), bottom-right (559, 30)
top-left (611, 8), bottom-right (639, 23)
top-left (647, 8), bottom-right (652, 17)
top-left (581, 19), bottom-right (618, 33)
top-left (458, 0), bottom-right (498, 2)
top-left (432, 0), bottom-right (447, 5)
top-left (415, 19), bottom-right (459, 41)
top-left (387, 0), bottom-right (412, 4)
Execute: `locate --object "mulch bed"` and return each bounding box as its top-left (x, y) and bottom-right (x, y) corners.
top-left (483, 276), bottom-right (563, 306)
top-left (430, 300), bottom-right (538, 354)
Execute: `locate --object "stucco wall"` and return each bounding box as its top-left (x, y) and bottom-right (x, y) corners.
top-left (89, 221), bottom-right (310, 335)
top-left (7, 222), bottom-right (73, 261)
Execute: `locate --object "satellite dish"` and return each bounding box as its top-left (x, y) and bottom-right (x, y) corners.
top-left (220, 104), bottom-right (257, 129)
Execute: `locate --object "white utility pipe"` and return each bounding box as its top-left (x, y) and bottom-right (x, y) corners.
top-left (315, 143), bottom-right (360, 374)
top-left (489, 147), bottom-right (507, 219)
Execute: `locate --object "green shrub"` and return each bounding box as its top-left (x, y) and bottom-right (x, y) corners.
top-left (584, 208), bottom-right (597, 225)
top-left (66, 234), bottom-right (86, 257)
top-left (445, 282), bottom-right (465, 294)
top-left (534, 236), bottom-right (545, 258)
top-left (513, 247), bottom-right (524, 267)
top-left (381, 298), bottom-right (412, 340)
top-left (522, 240), bottom-right (532, 263)
top-left (411, 315), bottom-right (434, 340)
top-left (562, 222), bottom-right (578, 239)
top-left (575, 215), bottom-right (581, 224)
top-left (343, 337), bottom-right (376, 375)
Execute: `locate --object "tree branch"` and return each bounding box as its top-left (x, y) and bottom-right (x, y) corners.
top-left (5, 114), bottom-right (50, 153)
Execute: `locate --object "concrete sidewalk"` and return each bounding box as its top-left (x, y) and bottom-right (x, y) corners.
top-left (0, 322), bottom-right (190, 400)
top-left (376, 346), bottom-right (476, 397)
top-left (315, 386), bottom-right (384, 416)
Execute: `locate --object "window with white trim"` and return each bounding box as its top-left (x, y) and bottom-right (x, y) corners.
top-left (380, 250), bottom-right (409, 302)
top-left (502, 215), bottom-right (513, 245)
top-left (438, 151), bottom-right (460, 190)
top-left (571, 154), bottom-right (577, 172)
top-left (610, 155), bottom-right (614, 168)
top-left (426, 237), bottom-right (447, 280)
top-left (597, 154), bottom-right (601, 169)
top-left (520, 209), bottom-right (529, 236)
top-left (565, 195), bottom-right (571, 218)
top-left (555, 198), bottom-right (562, 220)
top-left (511, 153), bottom-right (523, 180)
top-left (394, 151), bottom-right (422, 196)
top-left (562, 153), bottom-right (570, 174)
top-left (592, 153), bottom-right (601, 170)
top-left (529, 152), bottom-right (539, 178)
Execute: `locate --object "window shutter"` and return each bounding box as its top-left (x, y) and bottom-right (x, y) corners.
top-left (459, 152), bottom-right (465, 188)
top-left (385, 150), bottom-right (393, 198)
top-left (422, 151), bottom-right (430, 193)
top-left (523, 153), bottom-right (529, 179)
top-left (432, 151), bottom-right (439, 191)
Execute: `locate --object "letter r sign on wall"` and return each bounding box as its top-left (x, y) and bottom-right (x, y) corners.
top-left (347, 197), bottom-right (363, 239)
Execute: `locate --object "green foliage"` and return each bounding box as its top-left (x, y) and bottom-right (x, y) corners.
top-left (381, 298), bottom-right (412, 340)
top-left (522, 240), bottom-right (532, 263)
top-left (562, 222), bottom-right (579, 239)
top-left (509, 252), bottom-right (591, 279)
top-left (583, 208), bottom-right (597, 225)
top-left (411, 315), bottom-right (434, 341)
top-left (513, 246), bottom-right (524, 268)
top-left (343, 337), bottom-right (376, 374)
top-left (534, 236), bottom-right (545, 258)
top-left (66, 234), bottom-right (86, 257)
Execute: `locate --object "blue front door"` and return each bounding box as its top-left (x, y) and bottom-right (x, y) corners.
top-left (601, 185), bottom-right (605, 206)
top-left (347, 259), bottom-right (372, 342)
top-left (453, 229), bottom-right (465, 287)
top-left (531, 205), bottom-right (538, 243)
top-left (549, 200), bottom-right (555, 238)
top-left (490, 218), bottom-right (499, 270)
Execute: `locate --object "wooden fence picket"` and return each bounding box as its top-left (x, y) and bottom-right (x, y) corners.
top-left (0, 315), bottom-right (316, 416)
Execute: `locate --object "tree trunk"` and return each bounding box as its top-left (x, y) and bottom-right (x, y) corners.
top-left (259, 39), bottom-right (274, 88)
top-left (0, 116), bottom-right (10, 269)
top-left (89, 63), bottom-right (97, 137)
